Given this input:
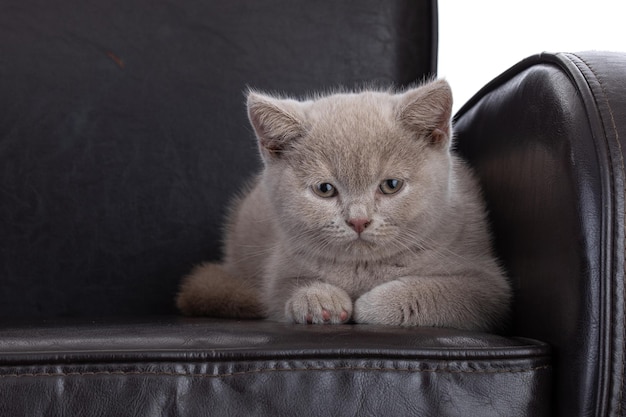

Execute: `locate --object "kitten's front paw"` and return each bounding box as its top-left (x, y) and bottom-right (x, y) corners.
top-left (286, 282), bottom-right (352, 324)
top-left (353, 280), bottom-right (416, 326)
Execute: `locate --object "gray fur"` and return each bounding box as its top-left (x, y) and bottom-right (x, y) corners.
top-left (176, 79), bottom-right (511, 331)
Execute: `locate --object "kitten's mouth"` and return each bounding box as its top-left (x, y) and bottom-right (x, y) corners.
top-left (348, 234), bottom-right (376, 248)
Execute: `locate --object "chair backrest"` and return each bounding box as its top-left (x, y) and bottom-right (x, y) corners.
top-left (0, 0), bottom-right (437, 317)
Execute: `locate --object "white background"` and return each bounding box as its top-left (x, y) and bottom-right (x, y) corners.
top-left (438, 0), bottom-right (626, 112)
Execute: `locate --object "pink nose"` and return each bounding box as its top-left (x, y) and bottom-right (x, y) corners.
top-left (347, 218), bottom-right (371, 234)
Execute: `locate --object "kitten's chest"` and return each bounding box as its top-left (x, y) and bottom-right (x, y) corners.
top-left (312, 259), bottom-right (410, 298)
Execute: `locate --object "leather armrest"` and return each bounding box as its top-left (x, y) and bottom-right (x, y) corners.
top-left (454, 51), bottom-right (626, 417)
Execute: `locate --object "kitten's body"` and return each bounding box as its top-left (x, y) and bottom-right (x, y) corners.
top-left (177, 80), bottom-right (511, 331)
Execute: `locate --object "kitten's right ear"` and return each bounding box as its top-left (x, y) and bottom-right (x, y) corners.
top-left (246, 91), bottom-right (307, 159)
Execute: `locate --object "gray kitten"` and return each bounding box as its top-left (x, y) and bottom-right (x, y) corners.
top-left (176, 79), bottom-right (511, 331)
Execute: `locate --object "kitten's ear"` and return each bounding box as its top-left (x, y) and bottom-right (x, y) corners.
top-left (247, 91), bottom-right (307, 159)
top-left (397, 79), bottom-right (453, 148)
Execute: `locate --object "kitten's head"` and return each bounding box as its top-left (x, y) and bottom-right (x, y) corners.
top-left (247, 80), bottom-right (454, 262)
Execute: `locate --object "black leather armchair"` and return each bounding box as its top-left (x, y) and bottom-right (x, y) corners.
top-left (0, 0), bottom-right (623, 415)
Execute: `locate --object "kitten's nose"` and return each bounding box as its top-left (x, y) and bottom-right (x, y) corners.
top-left (347, 218), bottom-right (371, 234)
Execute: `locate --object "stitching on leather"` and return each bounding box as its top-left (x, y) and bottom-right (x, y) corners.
top-left (569, 52), bottom-right (625, 416)
top-left (570, 54), bottom-right (621, 148)
top-left (0, 364), bottom-right (551, 379)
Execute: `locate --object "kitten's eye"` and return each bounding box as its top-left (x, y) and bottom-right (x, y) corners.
top-left (313, 182), bottom-right (338, 198)
top-left (379, 179), bottom-right (404, 195)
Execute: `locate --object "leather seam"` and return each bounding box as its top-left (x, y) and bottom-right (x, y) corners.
top-left (568, 52), bottom-right (625, 416)
top-left (0, 364), bottom-right (551, 379)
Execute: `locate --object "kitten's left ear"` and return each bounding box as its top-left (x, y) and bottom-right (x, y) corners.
top-left (397, 79), bottom-right (453, 148)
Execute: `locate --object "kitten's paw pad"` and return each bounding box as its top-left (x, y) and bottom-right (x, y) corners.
top-left (286, 283), bottom-right (352, 324)
top-left (353, 280), bottom-right (416, 326)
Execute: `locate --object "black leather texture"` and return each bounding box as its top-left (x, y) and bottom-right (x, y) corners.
top-left (0, 318), bottom-right (551, 416)
top-left (0, 0), bottom-right (436, 318)
top-left (455, 51), bottom-right (626, 417)
top-left (3, 0), bottom-right (626, 414)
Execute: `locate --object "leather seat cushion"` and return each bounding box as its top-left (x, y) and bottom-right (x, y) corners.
top-left (0, 318), bottom-right (551, 416)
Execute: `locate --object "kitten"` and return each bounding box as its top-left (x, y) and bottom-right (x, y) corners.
top-left (176, 79), bottom-right (511, 331)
